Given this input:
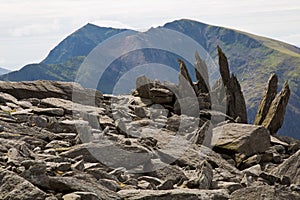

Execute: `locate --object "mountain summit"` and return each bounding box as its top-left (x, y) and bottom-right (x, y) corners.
top-left (1, 19), bottom-right (300, 139)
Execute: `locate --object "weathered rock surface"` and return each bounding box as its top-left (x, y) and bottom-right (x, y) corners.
top-left (262, 81), bottom-right (291, 134)
top-left (60, 142), bottom-right (152, 169)
top-left (194, 51), bottom-right (209, 94)
top-left (211, 123), bottom-right (270, 156)
top-left (213, 46), bottom-right (248, 123)
top-left (118, 189), bottom-right (229, 200)
top-left (230, 185), bottom-right (300, 200)
top-left (270, 149), bottom-right (300, 185)
top-left (0, 80), bottom-right (103, 106)
top-left (0, 169), bottom-right (48, 200)
top-left (254, 73), bottom-right (278, 125)
top-left (0, 48), bottom-right (296, 199)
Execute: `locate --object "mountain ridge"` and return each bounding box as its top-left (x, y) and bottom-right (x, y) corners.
top-left (1, 19), bottom-right (300, 139)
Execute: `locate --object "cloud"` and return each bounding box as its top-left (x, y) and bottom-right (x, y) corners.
top-left (0, 57), bottom-right (6, 65)
top-left (10, 20), bottom-right (61, 37)
top-left (91, 20), bottom-right (136, 30)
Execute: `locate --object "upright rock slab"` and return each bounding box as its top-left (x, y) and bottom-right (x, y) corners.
top-left (211, 123), bottom-right (270, 156)
top-left (262, 81), bottom-right (291, 134)
top-left (217, 46), bottom-right (230, 86)
top-left (178, 59), bottom-right (195, 98)
top-left (215, 46), bottom-right (248, 123)
top-left (254, 74), bottom-right (278, 125)
top-left (194, 51), bottom-right (210, 94)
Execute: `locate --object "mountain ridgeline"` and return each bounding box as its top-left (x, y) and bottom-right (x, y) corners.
top-left (1, 19), bottom-right (300, 139)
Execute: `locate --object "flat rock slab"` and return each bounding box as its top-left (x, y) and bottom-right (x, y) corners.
top-left (118, 189), bottom-right (229, 200)
top-left (60, 141), bottom-right (152, 169)
top-left (230, 185), bottom-right (300, 200)
top-left (211, 123), bottom-right (270, 156)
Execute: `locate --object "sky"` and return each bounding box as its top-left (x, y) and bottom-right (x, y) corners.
top-left (0, 0), bottom-right (300, 70)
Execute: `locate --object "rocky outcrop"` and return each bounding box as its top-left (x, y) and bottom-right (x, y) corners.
top-left (217, 46), bottom-right (231, 85)
top-left (118, 189), bottom-right (229, 200)
top-left (0, 80), bottom-right (103, 106)
top-left (254, 74), bottom-right (278, 125)
top-left (212, 46), bottom-right (248, 123)
top-left (211, 123), bottom-right (270, 156)
top-left (178, 59), bottom-right (195, 96)
top-left (254, 74), bottom-right (291, 134)
top-left (270, 149), bottom-right (300, 185)
top-left (194, 51), bottom-right (209, 94)
top-left (230, 185), bottom-right (300, 200)
top-left (0, 48), bottom-right (296, 199)
top-left (262, 81), bottom-right (291, 134)
top-left (0, 169), bottom-right (49, 200)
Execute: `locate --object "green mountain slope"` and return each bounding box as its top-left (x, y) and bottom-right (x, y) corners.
top-left (163, 20), bottom-right (300, 138)
top-left (1, 19), bottom-right (300, 138)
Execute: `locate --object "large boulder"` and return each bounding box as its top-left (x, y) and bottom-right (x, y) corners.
top-left (0, 80), bottom-right (103, 106)
top-left (270, 149), bottom-right (300, 185)
top-left (211, 123), bottom-right (270, 156)
top-left (60, 141), bottom-right (152, 169)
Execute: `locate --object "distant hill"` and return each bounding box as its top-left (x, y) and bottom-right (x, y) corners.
top-left (1, 19), bottom-right (300, 139)
top-left (0, 67), bottom-right (11, 75)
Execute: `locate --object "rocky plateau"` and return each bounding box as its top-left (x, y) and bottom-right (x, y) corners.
top-left (0, 47), bottom-right (299, 200)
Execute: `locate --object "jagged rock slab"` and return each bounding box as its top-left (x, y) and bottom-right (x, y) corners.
top-left (270, 149), bottom-right (300, 185)
top-left (211, 123), bottom-right (270, 156)
top-left (159, 144), bottom-right (242, 183)
top-left (118, 189), bottom-right (229, 200)
top-left (254, 73), bottom-right (278, 125)
top-left (230, 185), bottom-right (300, 200)
top-left (262, 81), bottom-right (291, 134)
top-left (194, 51), bottom-right (209, 94)
top-left (217, 46), bottom-right (230, 86)
top-left (0, 169), bottom-right (48, 200)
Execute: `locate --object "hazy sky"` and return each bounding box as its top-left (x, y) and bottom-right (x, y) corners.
top-left (1, 0), bottom-right (300, 70)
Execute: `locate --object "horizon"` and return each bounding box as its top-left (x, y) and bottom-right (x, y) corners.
top-left (1, 0), bottom-right (300, 70)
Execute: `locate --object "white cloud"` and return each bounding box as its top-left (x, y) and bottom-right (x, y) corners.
top-left (10, 20), bottom-right (61, 37)
top-left (1, 0), bottom-right (300, 70)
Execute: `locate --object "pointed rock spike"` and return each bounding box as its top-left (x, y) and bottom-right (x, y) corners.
top-left (254, 73), bottom-right (278, 125)
top-left (217, 46), bottom-right (230, 85)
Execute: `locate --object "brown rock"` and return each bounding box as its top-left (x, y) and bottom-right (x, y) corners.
top-left (211, 123), bottom-right (270, 156)
top-left (185, 160), bottom-right (213, 189)
top-left (0, 80), bottom-right (103, 106)
top-left (230, 185), bottom-right (300, 200)
top-left (217, 46), bottom-right (230, 85)
top-left (226, 75), bottom-right (248, 123)
top-left (213, 47), bottom-right (247, 123)
top-left (178, 59), bottom-right (195, 98)
top-left (254, 73), bottom-right (278, 125)
top-left (194, 51), bottom-right (210, 94)
top-left (262, 81), bottom-right (290, 134)
top-left (270, 149), bottom-right (300, 185)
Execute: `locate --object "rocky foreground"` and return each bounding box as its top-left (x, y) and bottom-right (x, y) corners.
top-left (0, 48), bottom-right (299, 200)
